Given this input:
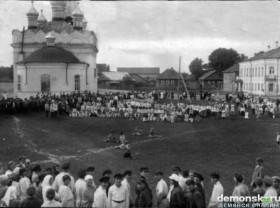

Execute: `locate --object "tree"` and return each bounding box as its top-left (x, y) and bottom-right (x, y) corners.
top-left (189, 58), bottom-right (204, 80)
top-left (208, 48), bottom-right (241, 73)
top-left (122, 75), bottom-right (134, 86)
top-left (238, 54), bottom-right (248, 62)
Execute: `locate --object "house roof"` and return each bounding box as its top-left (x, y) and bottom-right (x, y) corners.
top-left (242, 47), bottom-right (280, 62)
top-left (130, 73), bottom-right (147, 83)
top-left (101, 72), bottom-right (129, 81)
top-left (18, 46), bottom-right (84, 64)
top-left (117, 67), bottom-right (160, 74)
top-left (223, 64), bottom-right (239, 73)
top-left (157, 68), bottom-right (179, 80)
top-left (199, 70), bottom-right (222, 81)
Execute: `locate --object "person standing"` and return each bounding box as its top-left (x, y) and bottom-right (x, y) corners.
top-left (75, 168), bottom-right (87, 208)
top-left (135, 180), bottom-right (153, 208)
top-left (92, 177), bottom-right (110, 208)
top-left (263, 176), bottom-right (278, 207)
top-left (208, 173), bottom-right (224, 208)
top-left (122, 170), bottom-right (133, 207)
top-left (86, 167), bottom-right (97, 189)
top-left (155, 171), bottom-right (168, 208)
top-left (53, 162), bottom-right (75, 193)
top-left (44, 102), bottom-right (50, 118)
top-left (276, 132), bottom-right (280, 148)
top-left (102, 170), bottom-right (113, 196)
top-left (252, 177), bottom-right (265, 197)
top-left (18, 168), bottom-right (31, 201)
top-left (184, 179), bottom-right (205, 208)
top-left (83, 175), bottom-right (96, 208)
top-left (108, 174), bottom-right (129, 208)
top-left (232, 174), bottom-right (250, 198)
top-left (168, 174), bottom-right (185, 208)
top-left (19, 185), bottom-right (41, 208)
top-left (58, 174), bottom-right (74, 207)
top-left (41, 188), bottom-right (62, 207)
top-left (251, 158), bottom-right (264, 187)
top-left (272, 176), bottom-right (280, 197)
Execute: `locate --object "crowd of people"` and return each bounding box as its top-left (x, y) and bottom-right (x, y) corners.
top-left (1, 90), bottom-right (279, 124)
top-left (0, 156), bottom-right (278, 208)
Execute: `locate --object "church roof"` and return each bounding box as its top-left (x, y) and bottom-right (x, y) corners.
top-left (18, 46), bottom-right (84, 64)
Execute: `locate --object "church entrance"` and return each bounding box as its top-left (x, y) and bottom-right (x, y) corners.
top-left (41, 74), bottom-right (50, 92)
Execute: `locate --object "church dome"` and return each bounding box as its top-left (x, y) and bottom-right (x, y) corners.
top-left (20, 46), bottom-right (82, 64)
top-left (72, 2), bottom-right (84, 17)
top-left (27, 2), bottom-right (39, 16)
top-left (37, 10), bottom-right (47, 24)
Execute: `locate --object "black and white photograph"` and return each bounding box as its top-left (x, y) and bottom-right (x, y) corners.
top-left (1, 0), bottom-right (280, 208)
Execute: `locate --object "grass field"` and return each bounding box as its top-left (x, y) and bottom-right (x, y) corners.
top-left (1, 112), bottom-right (280, 202)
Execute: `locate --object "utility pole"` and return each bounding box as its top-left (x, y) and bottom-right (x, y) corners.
top-left (177, 56), bottom-right (181, 100)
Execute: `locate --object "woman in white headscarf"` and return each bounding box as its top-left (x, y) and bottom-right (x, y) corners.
top-left (1, 183), bottom-right (20, 207)
top-left (42, 175), bottom-right (60, 203)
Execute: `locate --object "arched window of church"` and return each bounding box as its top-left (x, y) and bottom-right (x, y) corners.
top-left (75, 75), bottom-right (80, 91)
top-left (41, 74), bottom-right (50, 92)
top-left (17, 75), bottom-right (21, 91)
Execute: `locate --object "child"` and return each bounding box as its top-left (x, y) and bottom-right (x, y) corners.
top-left (41, 189), bottom-right (62, 207)
top-left (58, 174), bottom-right (74, 207)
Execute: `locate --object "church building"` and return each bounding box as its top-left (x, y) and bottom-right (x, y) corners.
top-left (12, 1), bottom-right (98, 98)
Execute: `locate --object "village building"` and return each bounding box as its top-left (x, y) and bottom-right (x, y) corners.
top-left (239, 47), bottom-right (280, 96)
top-left (198, 70), bottom-right (223, 90)
top-left (117, 67), bottom-right (159, 81)
top-left (223, 64), bottom-right (239, 92)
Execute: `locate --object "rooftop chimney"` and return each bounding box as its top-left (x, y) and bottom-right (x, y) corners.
top-left (276, 41), bottom-right (279, 48)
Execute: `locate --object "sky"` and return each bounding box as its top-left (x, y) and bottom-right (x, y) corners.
top-left (0, 1), bottom-right (280, 73)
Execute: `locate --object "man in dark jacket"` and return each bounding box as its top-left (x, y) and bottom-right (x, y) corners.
top-left (169, 174), bottom-right (185, 208)
top-left (135, 180), bottom-right (153, 208)
top-left (19, 185), bottom-right (41, 207)
top-left (184, 180), bottom-right (205, 208)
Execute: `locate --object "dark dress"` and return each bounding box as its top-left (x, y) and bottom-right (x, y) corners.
top-left (135, 188), bottom-right (153, 208)
top-left (169, 186), bottom-right (185, 208)
top-left (19, 196), bottom-right (41, 208)
top-left (184, 190), bottom-right (205, 208)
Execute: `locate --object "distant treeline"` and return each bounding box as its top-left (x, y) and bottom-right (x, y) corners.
top-left (0, 66), bottom-right (13, 82)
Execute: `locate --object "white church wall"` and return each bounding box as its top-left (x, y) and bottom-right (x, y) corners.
top-left (16, 63), bottom-right (88, 98)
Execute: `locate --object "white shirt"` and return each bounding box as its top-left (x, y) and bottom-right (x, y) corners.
top-left (209, 181), bottom-right (224, 208)
top-left (263, 187), bottom-right (278, 206)
top-left (121, 178), bottom-right (131, 197)
top-left (156, 179), bottom-right (168, 198)
top-left (108, 184), bottom-right (129, 208)
top-left (92, 186), bottom-right (108, 208)
top-left (75, 178), bottom-right (87, 208)
top-left (41, 200), bottom-right (62, 207)
top-left (58, 185), bottom-right (74, 207)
